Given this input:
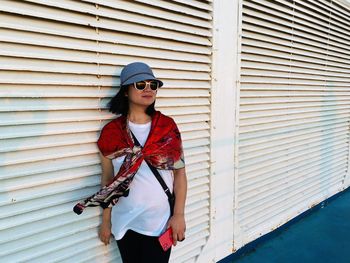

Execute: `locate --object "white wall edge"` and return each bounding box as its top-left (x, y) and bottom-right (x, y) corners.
top-left (196, 0), bottom-right (241, 262)
top-left (232, 0), bottom-right (244, 251)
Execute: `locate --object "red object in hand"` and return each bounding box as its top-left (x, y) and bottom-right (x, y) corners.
top-left (158, 228), bottom-right (173, 251)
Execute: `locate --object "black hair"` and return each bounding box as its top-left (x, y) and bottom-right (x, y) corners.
top-left (107, 85), bottom-right (156, 116)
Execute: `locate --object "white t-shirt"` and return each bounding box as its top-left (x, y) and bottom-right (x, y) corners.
top-left (111, 120), bottom-right (174, 240)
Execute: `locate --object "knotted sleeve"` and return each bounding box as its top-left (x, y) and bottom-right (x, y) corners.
top-left (171, 120), bottom-right (185, 170)
top-left (145, 117), bottom-right (185, 170)
top-left (97, 118), bottom-right (129, 158)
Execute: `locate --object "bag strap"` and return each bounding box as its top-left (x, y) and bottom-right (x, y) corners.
top-left (130, 130), bottom-right (174, 213)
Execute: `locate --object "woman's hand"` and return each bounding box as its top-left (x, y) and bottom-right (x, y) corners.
top-left (99, 154), bottom-right (114, 245)
top-left (99, 221), bottom-right (112, 245)
top-left (167, 213), bottom-right (186, 246)
top-left (169, 167), bottom-right (187, 246)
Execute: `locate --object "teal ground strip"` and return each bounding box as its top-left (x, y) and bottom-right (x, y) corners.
top-left (219, 187), bottom-right (350, 263)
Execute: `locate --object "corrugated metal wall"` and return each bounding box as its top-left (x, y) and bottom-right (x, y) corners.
top-left (237, 0), bottom-right (350, 246)
top-left (0, 1), bottom-right (212, 262)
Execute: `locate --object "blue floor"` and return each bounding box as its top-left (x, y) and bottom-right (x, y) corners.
top-left (225, 188), bottom-right (350, 263)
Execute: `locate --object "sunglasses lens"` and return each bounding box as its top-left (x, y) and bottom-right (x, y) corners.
top-left (134, 81), bottom-right (159, 91)
top-left (135, 81), bottom-right (146, 90)
top-left (149, 81), bottom-right (159, 90)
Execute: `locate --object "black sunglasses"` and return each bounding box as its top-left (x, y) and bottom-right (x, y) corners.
top-left (133, 80), bottom-right (159, 91)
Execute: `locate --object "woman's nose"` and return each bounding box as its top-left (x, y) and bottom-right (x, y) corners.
top-left (143, 83), bottom-right (153, 92)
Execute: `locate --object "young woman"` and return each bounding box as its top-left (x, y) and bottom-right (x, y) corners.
top-left (95, 62), bottom-right (187, 263)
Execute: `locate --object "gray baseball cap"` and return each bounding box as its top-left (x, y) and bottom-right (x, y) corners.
top-left (120, 62), bottom-right (163, 87)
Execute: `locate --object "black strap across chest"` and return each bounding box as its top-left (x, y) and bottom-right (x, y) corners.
top-left (130, 130), bottom-right (175, 216)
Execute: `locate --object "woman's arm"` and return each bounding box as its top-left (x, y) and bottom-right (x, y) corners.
top-left (98, 152), bottom-right (114, 245)
top-left (167, 167), bottom-right (187, 246)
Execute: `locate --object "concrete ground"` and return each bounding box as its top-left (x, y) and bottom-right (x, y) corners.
top-left (223, 188), bottom-right (350, 263)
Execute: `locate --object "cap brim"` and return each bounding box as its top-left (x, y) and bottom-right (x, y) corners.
top-left (121, 73), bottom-right (163, 87)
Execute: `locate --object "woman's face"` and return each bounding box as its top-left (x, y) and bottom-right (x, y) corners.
top-left (126, 80), bottom-right (157, 109)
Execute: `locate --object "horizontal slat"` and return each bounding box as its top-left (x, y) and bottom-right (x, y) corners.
top-left (0, 114), bottom-right (111, 130)
top-left (0, 108), bottom-right (209, 128)
top-left (170, 0), bottom-right (213, 11)
top-left (95, 6), bottom-right (212, 37)
top-left (172, 113), bottom-right (210, 124)
top-left (1, 162), bottom-right (208, 197)
top-left (45, 244), bottom-right (119, 263)
top-left (241, 182), bottom-right (342, 240)
top-left (239, 130), bottom-right (348, 161)
top-left (244, 1), bottom-right (333, 37)
top-left (1, 210), bottom-right (99, 255)
top-left (239, 114), bottom-right (349, 134)
top-left (243, 1), bottom-right (350, 55)
top-left (96, 18), bottom-right (211, 45)
top-left (0, 201), bottom-right (96, 231)
top-left (172, 232), bottom-right (209, 260)
top-left (241, 176), bottom-right (344, 229)
top-left (182, 139), bottom-right (210, 153)
top-left (239, 153), bottom-right (347, 196)
top-left (327, 0), bottom-right (350, 26)
top-left (0, 174), bottom-right (208, 225)
top-left (294, 0), bottom-right (350, 41)
top-left (239, 0), bottom-right (350, 255)
top-left (240, 84), bottom-right (350, 91)
top-left (186, 189), bottom-right (209, 206)
top-left (0, 0), bottom-right (212, 45)
top-left (0, 28), bottom-right (211, 56)
top-left (0, 176), bottom-right (99, 207)
top-left (244, 182), bottom-right (343, 243)
top-left (243, 136), bottom-right (349, 167)
top-left (0, 165), bottom-right (100, 193)
top-left (58, 243), bottom-right (119, 263)
top-left (240, 94), bottom-right (350, 103)
top-left (239, 145), bottom-right (348, 179)
top-left (0, 97), bottom-right (209, 111)
top-left (249, 0), bottom-right (331, 31)
top-left (241, 56), bottom-right (350, 72)
top-left (240, 113), bottom-right (349, 132)
top-left (0, 40), bottom-right (211, 64)
top-left (247, 120), bottom-right (348, 148)
top-left (172, 235), bottom-right (209, 262)
top-left (0, 56), bottom-right (210, 75)
top-left (0, 209), bottom-right (97, 244)
top-left (238, 159), bottom-right (347, 208)
top-left (0, 0), bottom-right (96, 26)
top-left (240, 172), bottom-right (344, 222)
top-left (1, 230), bottom-right (98, 262)
top-left (1, 1), bottom-right (212, 261)
top-left (21, 0), bottom-right (212, 29)
top-left (239, 127), bottom-right (348, 154)
top-left (0, 71), bottom-right (210, 86)
top-left (240, 89), bottom-right (350, 98)
top-left (240, 100), bottom-right (350, 112)
top-left (134, 0), bottom-right (212, 20)
top-left (241, 64), bottom-right (350, 76)
top-left (239, 136), bottom-right (348, 170)
top-left (0, 17), bottom-right (210, 48)
top-left (85, 0), bottom-right (212, 27)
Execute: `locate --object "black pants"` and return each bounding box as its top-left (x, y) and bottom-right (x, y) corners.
top-left (116, 230), bottom-right (171, 263)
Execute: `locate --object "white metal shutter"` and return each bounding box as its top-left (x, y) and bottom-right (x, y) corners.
top-left (0, 1), bottom-right (212, 262)
top-left (237, 0), bottom-right (350, 247)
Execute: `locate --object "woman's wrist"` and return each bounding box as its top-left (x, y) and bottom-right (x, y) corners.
top-left (173, 212), bottom-right (185, 217)
top-left (102, 208), bottom-right (112, 223)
